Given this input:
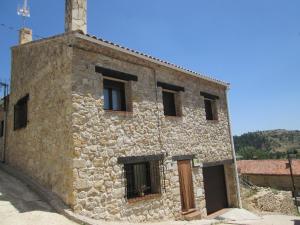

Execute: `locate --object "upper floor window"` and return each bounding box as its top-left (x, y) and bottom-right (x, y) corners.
top-left (0, 120), bottom-right (4, 137)
top-left (201, 92), bottom-right (219, 121)
top-left (162, 91), bottom-right (176, 116)
top-left (103, 79), bottom-right (126, 111)
top-left (158, 82), bottom-right (184, 117)
top-left (96, 66), bottom-right (138, 113)
top-left (14, 94), bottom-right (29, 130)
top-left (204, 99), bottom-right (217, 120)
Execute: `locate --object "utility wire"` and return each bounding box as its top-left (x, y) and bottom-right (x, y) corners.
top-left (0, 23), bottom-right (51, 40)
top-left (0, 22), bottom-right (75, 50)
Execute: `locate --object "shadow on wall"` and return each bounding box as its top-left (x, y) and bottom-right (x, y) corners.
top-left (0, 169), bottom-right (53, 213)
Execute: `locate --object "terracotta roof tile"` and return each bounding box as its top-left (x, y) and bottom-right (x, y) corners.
top-left (83, 33), bottom-right (229, 87)
top-left (237, 160), bottom-right (300, 176)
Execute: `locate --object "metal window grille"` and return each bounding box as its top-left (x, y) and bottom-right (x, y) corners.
top-left (123, 160), bottom-right (163, 199)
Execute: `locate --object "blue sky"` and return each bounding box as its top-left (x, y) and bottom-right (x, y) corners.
top-left (0, 0), bottom-right (299, 135)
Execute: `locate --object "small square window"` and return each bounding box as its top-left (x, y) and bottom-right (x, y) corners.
top-left (14, 95), bottom-right (29, 130)
top-left (0, 120), bottom-right (4, 137)
top-left (124, 161), bottom-right (161, 199)
top-left (162, 91), bottom-right (176, 116)
top-left (204, 99), bottom-right (217, 120)
top-left (103, 79), bottom-right (126, 111)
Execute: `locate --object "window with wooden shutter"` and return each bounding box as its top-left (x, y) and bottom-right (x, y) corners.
top-left (14, 94), bottom-right (29, 130)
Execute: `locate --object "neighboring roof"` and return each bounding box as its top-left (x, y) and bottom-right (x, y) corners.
top-left (237, 160), bottom-right (300, 176)
top-left (74, 32), bottom-right (230, 88)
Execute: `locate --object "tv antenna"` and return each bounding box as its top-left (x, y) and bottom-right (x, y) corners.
top-left (17, 0), bottom-right (30, 27)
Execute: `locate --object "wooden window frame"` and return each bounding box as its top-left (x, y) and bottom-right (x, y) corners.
top-left (103, 79), bottom-right (127, 111)
top-left (162, 90), bottom-right (177, 117)
top-left (204, 98), bottom-right (218, 121)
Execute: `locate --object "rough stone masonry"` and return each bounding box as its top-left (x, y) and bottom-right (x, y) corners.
top-left (1, 0), bottom-right (240, 222)
top-left (3, 32), bottom-right (240, 222)
top-left (65, 0), bottom-right (87, 34)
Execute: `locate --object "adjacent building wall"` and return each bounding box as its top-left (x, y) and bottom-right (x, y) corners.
top-left (0, 107), bottom-right (4, 162)
top-left (6, 36), bottom-right (75, 205)
top-left (70, 36), bottom-right (238, 221)
top-left (242, 174), bottom-right (300, 191)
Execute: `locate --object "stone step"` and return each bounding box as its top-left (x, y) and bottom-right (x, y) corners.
top-left (182, 208), bottom-right (197, 215)
top-left (183, 210), bottom-right (201, 221)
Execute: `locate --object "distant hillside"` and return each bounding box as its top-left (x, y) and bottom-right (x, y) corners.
top-left (234, 129), bottom-right (300, 160)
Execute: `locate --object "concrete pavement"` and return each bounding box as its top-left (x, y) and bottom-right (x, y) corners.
top-left (0, 168), bottom-right (77, 225)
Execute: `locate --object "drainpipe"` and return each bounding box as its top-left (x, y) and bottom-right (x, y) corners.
top-left (225, 88), bottom-right (242, 208)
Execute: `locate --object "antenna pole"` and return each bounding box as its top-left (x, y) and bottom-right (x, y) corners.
top-left (17, 0), bottom-right (30, 28)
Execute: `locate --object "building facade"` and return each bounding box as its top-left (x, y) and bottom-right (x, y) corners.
top-left (0, 0), bottom-right (240, 222)
top-left (238, 160), bottom-right (300, 191)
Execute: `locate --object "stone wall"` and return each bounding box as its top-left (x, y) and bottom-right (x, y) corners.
top-left (6, 36), bottom-right (75, 205)
top-left (5, 32), bottom-right (239, 222)
top-left (224, 163), bottom-right (239, 207)
top-left (70, 35), bottom-right (238, 221)
top-left (242, 174), bottom-right (300, 191)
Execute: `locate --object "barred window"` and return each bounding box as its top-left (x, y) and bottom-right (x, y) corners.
top-left (124, 161), bottom-right (161, 199)
top-left (14, 94), bottom-right (29, 130)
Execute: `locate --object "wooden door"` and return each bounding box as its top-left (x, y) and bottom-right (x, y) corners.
top-left (177, 160), bottom-right (195, 212)
top-left (203, 165), bottom-right (228, 214)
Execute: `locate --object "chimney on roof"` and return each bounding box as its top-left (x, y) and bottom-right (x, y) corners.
top-left (65, 0), bottom-right (87, 34)
top-left (19, 27), bottom-right (32, 44)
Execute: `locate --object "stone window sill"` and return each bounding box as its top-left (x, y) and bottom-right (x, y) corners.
top-left (164, 115), bottom-right (183, 119)
top-left (206, 119), bottom-right (219, 123)
top-left (104, 110), bottom-right (133, 116)
top-left (127, 193), bottom-right (162, 204)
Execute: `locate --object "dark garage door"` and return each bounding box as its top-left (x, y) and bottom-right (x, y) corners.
top-left (203, 165), bottom-right (228, 214)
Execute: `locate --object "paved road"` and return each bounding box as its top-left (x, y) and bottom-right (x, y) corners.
top-left (0, 168), bottom-right (78, 225)
top-left (221, 215), bottom-right (300, 225)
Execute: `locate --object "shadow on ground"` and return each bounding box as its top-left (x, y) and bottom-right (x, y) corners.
top-left (293, 220), bottom-right (300, 225)
top-left (0, 169), bottom-right (53, 213)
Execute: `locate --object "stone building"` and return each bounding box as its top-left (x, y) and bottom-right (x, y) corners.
top-left (0, 95), bottom-right (8, 162)
top-left (238, 160), bottom-right (300, 191)
top-left (1, 0), bottom-right (241, 222)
